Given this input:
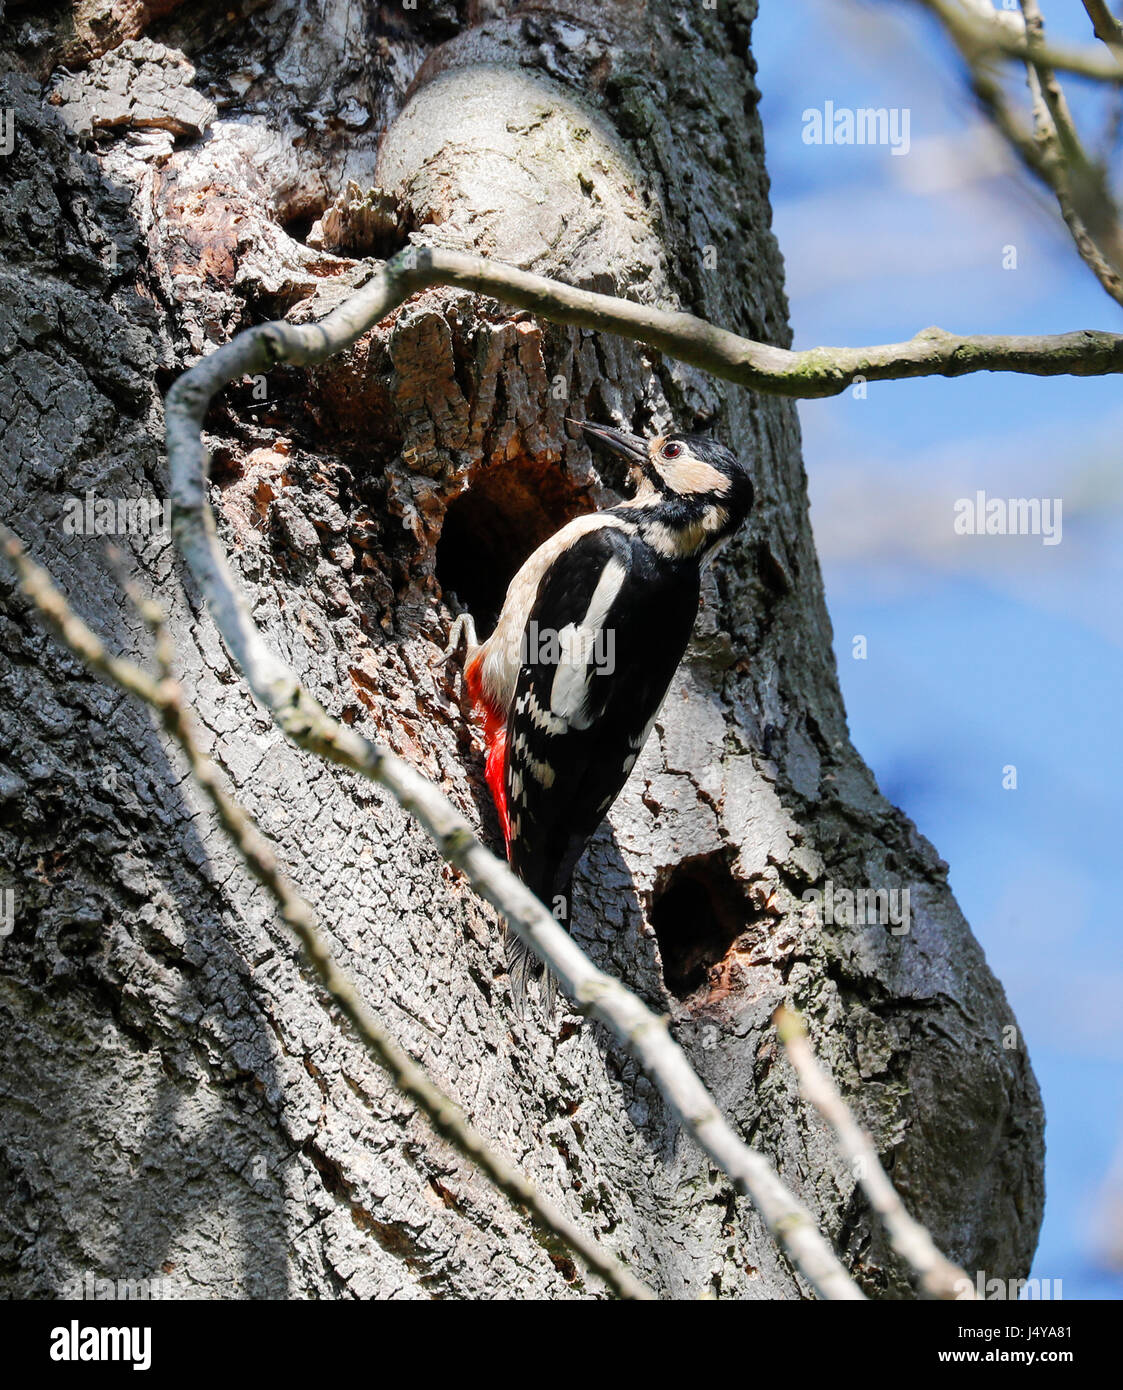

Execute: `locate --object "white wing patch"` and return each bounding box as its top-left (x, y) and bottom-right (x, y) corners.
top-left (549, 556), bottom-right (626, 731)
top-left (478, 514), bottom-right (635, 713)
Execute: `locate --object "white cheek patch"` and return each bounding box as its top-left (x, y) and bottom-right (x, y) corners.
top-left (549, 557), bottom-right (626, 729)
top-left (654, 455), bottom-right (731, 496)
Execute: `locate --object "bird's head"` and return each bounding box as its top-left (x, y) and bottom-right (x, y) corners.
top-left (578, 421), bottom-right (753, 559)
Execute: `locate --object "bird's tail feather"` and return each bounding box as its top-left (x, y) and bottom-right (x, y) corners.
top-left (505, 927), bottom-right (535, 1016)
top-left (504, 927), bottom-right (558, 1023)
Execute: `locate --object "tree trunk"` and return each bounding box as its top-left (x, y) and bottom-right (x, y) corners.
top-left (0, 0), bottom-right (1043, 1299)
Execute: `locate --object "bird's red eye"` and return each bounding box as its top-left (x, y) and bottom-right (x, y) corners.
top-left (662, 442), bottom-right (683, 459)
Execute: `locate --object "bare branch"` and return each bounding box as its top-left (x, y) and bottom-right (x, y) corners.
top-left (0, 525), bottom-right (657, 1303)
top-left (917, 0), bottom-right (1123, 80)
top-left (173, 249), bottom-right (1120, 416)
top-left (1083, 0), bottom-right (1123, 51)
top-left (775, 1008), bottom-right (976, 1301)
top-left (164, 248), bottom-right (868, 1302)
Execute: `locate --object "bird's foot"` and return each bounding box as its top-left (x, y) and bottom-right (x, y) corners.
top-left (443, 608), bottom-right (478, 668)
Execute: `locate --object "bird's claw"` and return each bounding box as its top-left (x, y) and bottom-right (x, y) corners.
top-left (443, 609), bottom-right (478, 665)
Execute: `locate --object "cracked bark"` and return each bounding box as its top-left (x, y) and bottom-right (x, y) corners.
top-left (0, 0), bottom-right (1043, 1300)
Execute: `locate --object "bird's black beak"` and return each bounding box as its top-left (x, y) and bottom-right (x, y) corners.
top-left (576, 421), bottom-right (649, 467)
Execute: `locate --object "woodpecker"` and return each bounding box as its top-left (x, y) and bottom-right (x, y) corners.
top-left (446, 421), bottom-right (754, 1015)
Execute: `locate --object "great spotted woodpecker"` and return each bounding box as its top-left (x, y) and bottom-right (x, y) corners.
top-left (447, 421), bottom-right (754, 1014)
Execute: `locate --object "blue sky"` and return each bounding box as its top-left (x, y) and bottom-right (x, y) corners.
top-left (753, 1), bottom-right (1123, 1297)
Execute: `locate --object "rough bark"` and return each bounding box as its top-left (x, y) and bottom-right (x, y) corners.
top-left (0, 0), bottom-right (1043, 1299)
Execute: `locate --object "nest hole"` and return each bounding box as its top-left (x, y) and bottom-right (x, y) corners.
top-left (280, 207), bottom-right (321, 244)
top-left (435, 456), bottom-right (593, 635)
top-left (651, 854), bottom-right (747, 1002)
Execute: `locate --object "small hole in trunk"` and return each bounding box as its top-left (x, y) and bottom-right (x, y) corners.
top-left (651, 853), bottom-right (747, 1002)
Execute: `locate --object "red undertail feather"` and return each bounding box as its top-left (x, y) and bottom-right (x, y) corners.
top-left (464, 650), bottom-right (511, 854)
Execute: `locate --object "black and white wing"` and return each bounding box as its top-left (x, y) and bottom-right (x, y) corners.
top-left (503, 524), bottom-right (700, 1006)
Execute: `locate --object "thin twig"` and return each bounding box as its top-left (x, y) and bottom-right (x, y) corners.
top-left (0, 524), bottom-right (657, 1303)
top-left (917, 0), bottom-right (1123, 304)
top-left (164, 245), bottom-right (867, 1301)
top-left (775, 1008), bottom-right (976, 1301)
top-left (1022, 0), bottom-right (1085, 158)
top-left (1020, 0), bottom-right (1123, 292)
